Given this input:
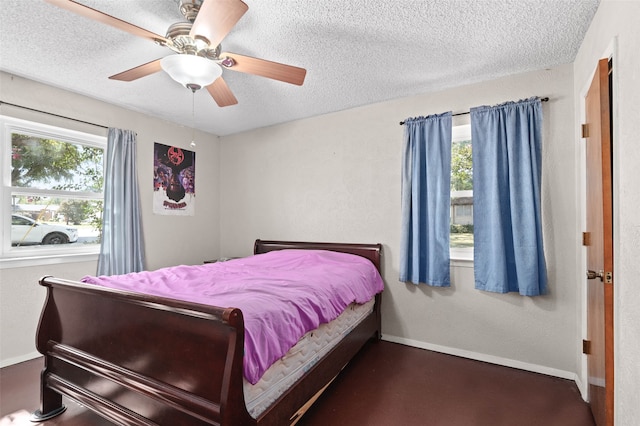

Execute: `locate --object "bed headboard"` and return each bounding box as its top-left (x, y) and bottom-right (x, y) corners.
top-left (253, 239), bottom-right (383, 272)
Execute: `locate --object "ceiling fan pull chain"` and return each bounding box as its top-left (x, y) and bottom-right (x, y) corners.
top-left (190, 91), bottom-right (196, 148)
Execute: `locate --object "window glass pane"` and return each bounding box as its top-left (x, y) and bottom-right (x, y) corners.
top-left (11, 133), bottom-right (104, 192)
top-left (450, 132), bottom-right (473, 249)
top-left (10, 195), bottom-right (102, 247)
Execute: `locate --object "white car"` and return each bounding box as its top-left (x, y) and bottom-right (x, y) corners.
top-left (11, 214), bottom-right (79, 245)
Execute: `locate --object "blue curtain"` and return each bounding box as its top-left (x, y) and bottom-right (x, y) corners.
top-left (470, 98), bottom-right (547, 296)
top-left (399, 112), bottom-right (452, 286)
top-left (97, 128), bottom-right (145, 275)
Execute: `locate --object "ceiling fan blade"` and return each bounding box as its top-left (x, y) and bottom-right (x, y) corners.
top-left (45, 0), bottom-right (167, 44)
top-left (220, 52), bottom-right (306, 86)
top-left (206, 77), bottom-right (238, 107)
top-left (109, 59), bottom-right (163, 82)
top-left (190, 0), bottom-right (248, 48)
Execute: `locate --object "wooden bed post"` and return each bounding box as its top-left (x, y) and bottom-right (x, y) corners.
top-left (31, 360), bottom-right (67, 421)
top-left (31, 276), bottom-right (67, 421)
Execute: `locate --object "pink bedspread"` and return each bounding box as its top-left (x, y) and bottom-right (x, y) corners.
top-left (81, 249), bottom-right (384, 384)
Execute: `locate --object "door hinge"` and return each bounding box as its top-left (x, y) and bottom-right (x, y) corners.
top-left (582, 232), bottom-right (591, 246)
top-left (582, 123), bottom-right (589, 138)
top-left (604, 271), bottom-right (613, 284)
top-left (583, 339), bottom-right (591, 355)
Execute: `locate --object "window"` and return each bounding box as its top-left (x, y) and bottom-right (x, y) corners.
top-left (1, 116), bottom-right (105, 263)
top-left (450, 124), bottom-right (473, 259)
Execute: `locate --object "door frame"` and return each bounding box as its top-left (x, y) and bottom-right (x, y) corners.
top-left (578, 39), bottom-right (618, 408)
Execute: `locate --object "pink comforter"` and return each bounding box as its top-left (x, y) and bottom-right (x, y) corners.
top-left (81, 249), bottom-right (384, 384)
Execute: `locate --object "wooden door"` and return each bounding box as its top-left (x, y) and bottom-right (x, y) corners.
top-left (584, 58), bottom-right (614, 426)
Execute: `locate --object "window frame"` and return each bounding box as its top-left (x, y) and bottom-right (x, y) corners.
top-left (450, 124), bottom-right (473, 264)
top-left (0, 115), bottom-right (106, 268)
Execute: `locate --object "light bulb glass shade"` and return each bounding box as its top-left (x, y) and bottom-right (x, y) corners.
top-left (160, 54), bottom-right (222, 90)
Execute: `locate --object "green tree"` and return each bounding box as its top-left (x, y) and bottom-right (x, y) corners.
top-left (11, 134), bottom-right (103, 192)
top-left (451, 140), bottom-right (472, 191)
top-left (58, 200), bottom-right (90, 225)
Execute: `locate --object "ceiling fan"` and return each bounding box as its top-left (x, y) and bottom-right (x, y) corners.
top-left (45, 0), bottom-right (307, 107)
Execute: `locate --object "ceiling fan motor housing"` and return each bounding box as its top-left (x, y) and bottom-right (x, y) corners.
top-left (178, 0), bottom-right (204, 22)
top-left (165, 21), bottom-right (221, 59)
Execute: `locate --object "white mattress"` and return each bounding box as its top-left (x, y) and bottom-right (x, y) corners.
top-left (243, 298), bottom-right (375, 418)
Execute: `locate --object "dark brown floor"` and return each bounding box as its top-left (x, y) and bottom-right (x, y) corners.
top-left (1, 341), bottom-right (594, 426)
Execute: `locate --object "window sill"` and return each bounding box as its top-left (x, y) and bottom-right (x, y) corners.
top-left (451, 257), bottom-right (474, 268)
top-left (450, 248), bottom-right (473, 268)
top-left (0, 250), bottom-right (99, 269)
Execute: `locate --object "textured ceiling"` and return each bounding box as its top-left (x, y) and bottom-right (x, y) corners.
top-left (0, 0), bottom-right (599, 136)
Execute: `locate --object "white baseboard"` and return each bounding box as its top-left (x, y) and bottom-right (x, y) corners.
top-left (0, 351), bottom-right (41, 368)
top-left (574, 374), bottom-right (589, 401)
top-left (381, 334), bottom-right (581, 386)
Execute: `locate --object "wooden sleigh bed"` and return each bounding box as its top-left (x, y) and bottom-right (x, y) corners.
top-left (32, 240), bottom-right (383, 425)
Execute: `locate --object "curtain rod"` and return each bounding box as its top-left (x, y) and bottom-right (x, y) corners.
top-left (399, 97), bottom-right (549, 125)
top-left (0, 100), bottom-right (109, 129)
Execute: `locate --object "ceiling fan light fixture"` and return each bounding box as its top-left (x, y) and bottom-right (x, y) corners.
top-left (161, 54), bottom-right (222, 91)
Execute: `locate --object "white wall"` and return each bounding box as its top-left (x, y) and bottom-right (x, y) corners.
top-left (0, 72), bottom-right (221, 365)
top-left (573, 1), bottom-right (640, 424)
top-left (219, 64), bottom-right (581, 378)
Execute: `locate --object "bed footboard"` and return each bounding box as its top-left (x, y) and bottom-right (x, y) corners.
top-left (33, 276), bottom-right (254, 425)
